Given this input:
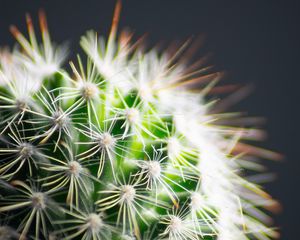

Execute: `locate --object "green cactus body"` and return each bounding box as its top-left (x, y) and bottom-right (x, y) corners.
top-left (0, 2), bottom-right (280, 240)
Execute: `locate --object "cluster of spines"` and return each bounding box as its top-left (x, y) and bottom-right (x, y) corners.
top-left (0, 1), bottom-right (280, 240)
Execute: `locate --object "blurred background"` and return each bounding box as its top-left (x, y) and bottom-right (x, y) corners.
top-left (0, 0), bottom-right (298, 238)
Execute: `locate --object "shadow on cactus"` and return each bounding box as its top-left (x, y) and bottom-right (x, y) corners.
top-left (0, 1), bottom-right (282, 240)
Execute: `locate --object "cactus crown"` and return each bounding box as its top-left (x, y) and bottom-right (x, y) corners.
top-left (0, 1), bottom-right (280, 240)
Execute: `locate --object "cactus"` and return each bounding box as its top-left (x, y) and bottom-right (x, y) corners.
top-left (0, 2), bottom-right (281, 240)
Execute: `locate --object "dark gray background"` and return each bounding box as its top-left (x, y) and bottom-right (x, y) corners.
top-left (0, 0), bottom-right (298, 238)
